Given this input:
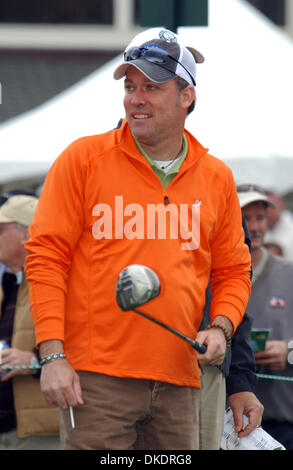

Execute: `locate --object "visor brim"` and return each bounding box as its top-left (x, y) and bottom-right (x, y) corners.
top-left (114, 59), bottom-right (176, 83)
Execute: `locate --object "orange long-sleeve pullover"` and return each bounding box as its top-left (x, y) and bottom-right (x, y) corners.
top-left (25, 121), bottom-right (251, 388)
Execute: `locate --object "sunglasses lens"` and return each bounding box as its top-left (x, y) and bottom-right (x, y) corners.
top-left (124, 47), bottom-right (141, 61)
top-left (145, 55), bottom-right (165, 64)
top-left (124, 46), bottom-right (168, 64)
top-left (144, 48), bottom-right (167, 64)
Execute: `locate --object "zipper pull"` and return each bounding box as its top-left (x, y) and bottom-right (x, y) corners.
top-left (164, 195), bottom-right (170, 205)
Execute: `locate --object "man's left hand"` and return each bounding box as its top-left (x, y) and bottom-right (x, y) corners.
top-left (228, 391), bottom-right (264, 437)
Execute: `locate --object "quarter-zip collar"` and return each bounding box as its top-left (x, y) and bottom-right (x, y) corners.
top-left (116, 119), bottom-right (209, 175)
top-left (135, 135), bottom-right (188, 189)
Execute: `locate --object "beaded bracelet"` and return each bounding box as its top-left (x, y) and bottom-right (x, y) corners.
top-left (40, 352), bottom-right (66, 366)
top-left (206, 324), bottom-right (232, 349)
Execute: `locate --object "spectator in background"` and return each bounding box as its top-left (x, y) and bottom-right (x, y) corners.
top-left (264, 190), bottom-right (293, 261)
top-left (0, 195), bottom-right (60, 450)
top-left (237, 184), bottom-right (293, 450)
top-left (0, 189), bottom-right (37, 285)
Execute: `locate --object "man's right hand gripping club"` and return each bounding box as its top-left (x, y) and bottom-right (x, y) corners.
top-left (196, 316), bottom-right (233, 367)
top-left (40, 340), bottom-right (84, 409)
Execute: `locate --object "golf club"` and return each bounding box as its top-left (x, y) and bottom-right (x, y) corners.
top-left (116, 264), bottom-right (207, 354)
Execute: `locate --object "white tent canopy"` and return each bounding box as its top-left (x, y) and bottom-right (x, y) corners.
top-left (0, 0), bottom-right (292, 193)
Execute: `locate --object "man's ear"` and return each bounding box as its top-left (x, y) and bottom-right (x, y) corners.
top-left (180, 85), bottom-right (195, 110)
top-left (20, 228), bottom-right (30, 245)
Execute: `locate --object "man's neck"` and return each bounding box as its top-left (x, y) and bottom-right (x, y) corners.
top-left (137, 136), bottom-right (184, 162)
top-left (251, 247), bottom-right (264, 269)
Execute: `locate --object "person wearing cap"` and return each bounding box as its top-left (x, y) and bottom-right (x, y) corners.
top-left (0, 195), bottom-right (60, 450)
top-left (237, 184), bottom-right (293, 450)
top-left (0, 189), bottom-right (37, 287)
top-left (24, 28), bottom-right (251, 450)
top-left (264, 190), bottom-right (293, 261)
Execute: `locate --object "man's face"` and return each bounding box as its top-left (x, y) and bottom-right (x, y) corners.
top-left (123, 66), bottom-right (193, 146)
top-left (0, 223), bottom-right (26, 268)
top-left (242, 202), bottom-right (268, 252)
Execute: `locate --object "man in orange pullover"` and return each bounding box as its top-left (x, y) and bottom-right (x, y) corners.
top-left (25, 28), bottom-right (251, 450)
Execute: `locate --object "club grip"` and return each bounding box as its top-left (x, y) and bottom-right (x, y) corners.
top-left (192, 341), bottom-right (207, 354)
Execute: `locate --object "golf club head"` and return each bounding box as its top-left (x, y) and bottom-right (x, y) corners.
top-left (116, 265), bottom-right (161, 311)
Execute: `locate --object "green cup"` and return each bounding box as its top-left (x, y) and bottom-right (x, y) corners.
top-left (249, 329), bottom-right (271, 353)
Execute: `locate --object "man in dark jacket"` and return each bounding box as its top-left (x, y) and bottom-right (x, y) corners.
top-left (199, 214), bottom-right (264, 449)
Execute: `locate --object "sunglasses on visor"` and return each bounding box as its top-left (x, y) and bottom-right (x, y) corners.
top-left (124, 46), bottom-right (196, 86)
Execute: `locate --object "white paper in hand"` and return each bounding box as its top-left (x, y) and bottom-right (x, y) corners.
top-left (221, 408), bottom-right (285, 450)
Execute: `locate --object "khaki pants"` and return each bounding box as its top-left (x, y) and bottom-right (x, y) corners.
top-left (199, 366), bottom-right (226, 450)
top-left (59, 371), bottom-right (200, 450)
